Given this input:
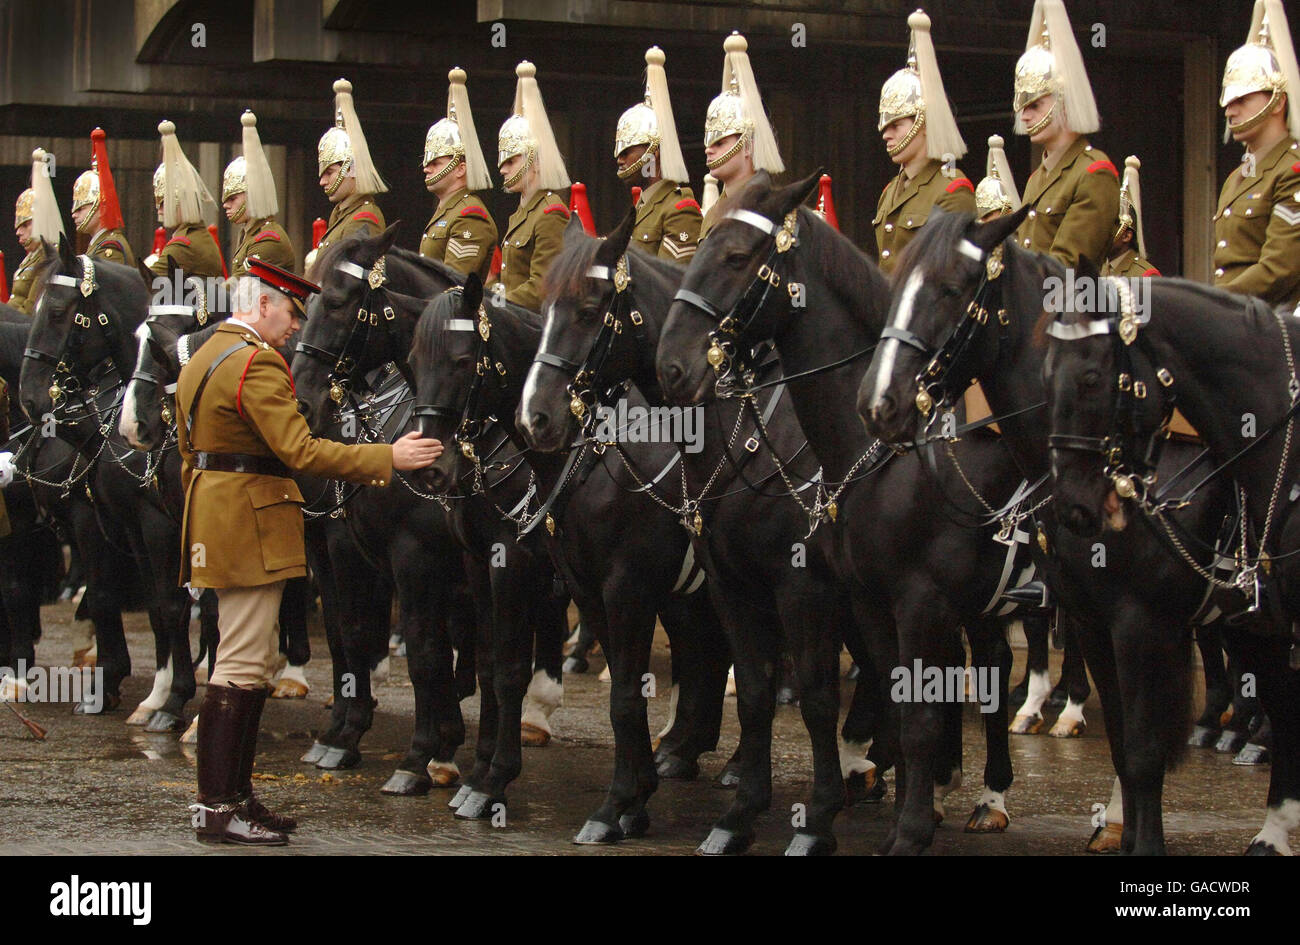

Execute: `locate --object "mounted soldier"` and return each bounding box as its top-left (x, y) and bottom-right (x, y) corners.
top-left (179, 258), bottom-right (443, 845)
top-left (975, 134), bottom-right (1022, 223)
top-left (1012, 0), bottom-right (1119, 272)
top-left (146, 120), bottom-right (223, 281)
top-left (305, 79), bottom-right (387, 277)
top-left (494, 60), bottom-right (571, 312)
top-left (700, 32), bottom-right (784, 238)
top-left (1214, 0), bottom-right (1300, 309)
top-left (71, 129), bottom-right (136, 268)
top-left (872, 9), bottom-right (974, 274)
top-left (419, 68), bottom-right (497, 280)
top-left (223, 110), bottom-right (297, 279)
top-left (1102, 156), bottom-right (1160, 278)
top-left (616, 46), bottom-right (701, 262)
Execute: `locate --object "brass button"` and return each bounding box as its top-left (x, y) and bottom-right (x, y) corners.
top-left (884, 223), bottom-right (894, 232)
top-left (1218, 239), bottom-right (1227, 248)
top-left (378, 480), bottom-right (386, 486)
top-left (1214, 267), bottom-right (1224, 277)
top-left (1023, 238), bottom-right (1031, 247)
top-left (1224, 208), bottom-right (1232, 217)
top-left (1044, 206), bottom-right (1052, 213)
top-left (881, 249), bottom-right (890, 258)
top-left (905, 218), bottom-right (913, 226)
top-left (1027, 210), bottom-right (1036, 218)
top-left (1245, 209), bottom-right (1252, 216)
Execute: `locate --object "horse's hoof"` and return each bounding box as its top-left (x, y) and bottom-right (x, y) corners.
top-left (619, 810), bottom-right (650, 838)
top-left (1085, 822), bottom-right (1123, 854)
top-left (300, 741), bottom-right (329, 765)
top-left (1009, 712), bottom-right (1043, 735)
top-left (1215, 729), bottom-right (1248, 754)
top-left (324, 694), bottom-right (334, 708)
top-left (715, 763), bottom-right (742, 789)
top-left (125, 705), bottom-right (157, 725)
top-left (316, 746), bottom-right (361, 770)
top-left (1187, 724), bottom-right (1220, 748)
top-left (775, 686), bottom-right (798, 706)
top-left (1244, 840), bottom-right (1284, 856)
top-left (145, 710), bottom-right (184, 733)
top-left (562, 655), bottom-right (589, 675)
top-left (1232, 742), bottom-right (1271, 766)
top-left (784, 832), bottom-right (837, 856)
top-left (574, 819), bottom-right (623, 845)
top-left (381, 769), bottom-right (433, 796)
top-left (598, 664), bottom-right (611, 683)
top-left (656, 754), bottom-right (699, 781)
top-left (1048, 716), bottom-right (1086, 738)
top-left (270, 678), bottom-right (308, 699)
top-left (454, 790), bottom-right (499, 820)
top-left (180, 717), bottom-right (199, 745)
top-left (964, 803), bottom-right (1009, 833)
top-left (844, 768), bottom-right (878, 807)
top-left (426, 760), bottom-right (460, 787)
top-left (73, 692), bottom-right (120, 715)
top-left (696, 826), bottom-right (753, 855)
top-left (520, 722), bottom-right (551, 747)
top-left (863, 777), bottom-right (887, 804)
top-left (449, 784), bottom-right (473, 809)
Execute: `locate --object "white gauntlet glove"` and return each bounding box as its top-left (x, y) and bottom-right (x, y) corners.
top-left (0, 452), bottom-right (15, 489)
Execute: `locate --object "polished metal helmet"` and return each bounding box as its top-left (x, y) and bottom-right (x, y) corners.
top-left (72, 169), bottom-right (100, 216)
top-left (222, 155), bottom-right (247, 202)
top-left (1012, 0), bottom-right (1099, 136)
top-left (1219, 2), bottom-right (1300, 140)
top-left (615, 99), bottom-right (658, 160)
top-left (14, 188), bottom-right (33, 229)
top-left (152, 163), bottom-right (165, 205)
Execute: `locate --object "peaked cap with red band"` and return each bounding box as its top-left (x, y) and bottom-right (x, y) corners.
top-left (246, 257), bottom-right (321, 318)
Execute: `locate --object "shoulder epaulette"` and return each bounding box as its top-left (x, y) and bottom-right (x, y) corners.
top-left (1290, 161), bottom-right (1300, 174)
top-left (542, 204), bottom-right (569, 217)
top-left (460, 206), bottom-right (489, 221)
top-left (1087, 160), bottom-right (1119, 178)
top-left (1143, 267), bottom-right (1161, 277)
top-left (165, 235), bottom-right (192, 247)
top-left (253, 229), bottom-right (282, 242)
top-left (100, 239), bottom-right (123, 252)
top-left (674, 198), bottom-right (701, 211)
top-left (945, 177), bottom-right (974, 194)
top-left (352, 210), bottom-right (380, 226)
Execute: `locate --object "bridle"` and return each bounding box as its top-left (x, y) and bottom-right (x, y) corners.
top-left (23, 255), bottom-right (134, 421)
top-left (672, 207), bottom-right (802, 391)
top-left (130, 291), bottom-right (215, 429)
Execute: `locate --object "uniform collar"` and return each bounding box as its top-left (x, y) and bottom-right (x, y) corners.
top-left (506, 188), bottom-right (553, 236)
top-left (223, 318), bottom-right (263, 342)
top-left (637, 178), bottom-right (672, 207)
top-left (884, 159), bottom-right (942, 215)
top-left (1023, 136), bottom-right (1089, 204)
top-left (1220, 136), bottom-right (1297, 207)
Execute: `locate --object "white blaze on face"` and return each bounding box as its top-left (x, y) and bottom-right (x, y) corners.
top-left (519, 302), bottom-right (560, 438)
top-left (119, 322), bottom-right (152, 445)
top-left (871, 268), bottom-right (924, 410)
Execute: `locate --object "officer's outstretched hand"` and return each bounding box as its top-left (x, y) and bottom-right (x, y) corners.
top-left (392, 431), bottom-right (444, 470)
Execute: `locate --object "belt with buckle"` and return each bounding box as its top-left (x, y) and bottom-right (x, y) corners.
top-left (194, 452), bottom-right (290, 478)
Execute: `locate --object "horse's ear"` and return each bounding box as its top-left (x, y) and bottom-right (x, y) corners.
top-left (970, 204), bottom-right (1030, 252)
top-left (166, 255), bottom-right (178, 280)
top-left (1075, 252), bottom-right (1100, 284)
top-left (595, 207), bottom-right (635, 266)
top-left (369, 222), bottom-right (401, 260)
top-left (57, 234), bottom-right (75, 269)
top-left (562, 213), bottom-right (587, 247)
top-left (137, 260), bottom-right (153, 287)
top-left (463, 271), bottom-right (483, 312)
top-left (761, 167), bottom-right (825, 219)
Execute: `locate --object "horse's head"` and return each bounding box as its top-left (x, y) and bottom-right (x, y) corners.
top-left (20, 235), bottom-right (146, 424)
top-left (291, 223), bottom-right (413, 432)
top-left (657, 169), bottom-right (822, 405)
top-left (409, 273), bottom-right (489, 492)
top-left (1044, 272), bottom-right (1165, 537)
top-left (857, 207), bottom-right (1029, 443)
top-left (519, 211), bottom-right (637, 452)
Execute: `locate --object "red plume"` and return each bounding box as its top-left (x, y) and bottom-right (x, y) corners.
top-left (816, 175), bottom-right (839, 231)
top-left (0, 251), bottom-right (9, 303)
top-left (489, 245), bottom-right (502, 279)
top-left (152, 227), bottom-right (167, 255)
top-left (569, 182), bottom-right (596, 236)
top-left (208, 224), bottom-right (228, 278)
top-left (631, 186), bottom-right (642, 206)
top-left (90, 129), bottom-right (125, 231)
top-left (312, 217), bottom-right (327, 249)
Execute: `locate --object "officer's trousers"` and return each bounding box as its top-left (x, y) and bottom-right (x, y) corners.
top-left (210, 580), bottom-right (287, 689)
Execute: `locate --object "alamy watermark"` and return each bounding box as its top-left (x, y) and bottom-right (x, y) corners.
top-left (590, 397), bottom-right (704, 454)
top-left (2, 660), bottom-right (105, 712)
top-left (890, 659), bottom-right (1000, 714)
top-left (1042, 270), bottom-right (1152, 323)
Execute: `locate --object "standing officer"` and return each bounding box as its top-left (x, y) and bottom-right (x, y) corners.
top-left (700, 32), bottom-right (784, 238)
top-left (873, 10), bottom-right (974, 274)
top-left (71, 129), bottom-right (136, 267)
top-left (10, 149), bottom-right (64, 315)
top-left (305, 79), bottom-right (387, 277)
top-left (1102, 156), bottom-right (1160, 278)
top-left (616, 46), bottom-right (701, 262)
top-left (1012, 0), bottom-right (1119, 272)
top-left (420, 68), bottom-right (497, 279)
top-left (495, 61), bottom-right (571, 313)
top-left (223, 111), bottom-right (297, 278)
top-left (147, 121), bottom-right (224, 280)
top-left (178, 258), bottom-right (442, 845)
top-left (1214, 0), bottom-right (1300, 309)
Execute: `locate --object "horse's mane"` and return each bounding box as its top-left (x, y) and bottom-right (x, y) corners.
top-left (314, 235), bottom-right (466, 289)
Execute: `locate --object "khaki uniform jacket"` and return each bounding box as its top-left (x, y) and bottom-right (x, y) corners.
top-left (419, 188), bottom-right (497, 280)
top-left (87, 228), bottom-right (136, 268)
top-left (631, 179), bottom-right (701, 262)
top-left (1016, 137), bottom-right (1120, 271)
top-left (873, 159), bottom-right (975, 274)
top-left (501, 188), bottom-right (569, 312)
top-left (307, 193), bottom-right (385, 277)
top-left (1213, 136), bottom-right (1300, 307)
top-left (8, 245), bottom-right (44, 315)
top-left (149, 222), bottom-right (224, 280)
top-left (1100, 247), bottom-right (1160, 279)
top-left (700, 185), bottom-right (741, 240)
top-left (231, 217), bottom-right (297, 277)
top-left (175, 321), bottom-right (392, 588)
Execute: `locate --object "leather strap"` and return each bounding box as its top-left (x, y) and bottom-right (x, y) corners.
top-left (195, 452), bottom-right (290, 477)
top-left (184, 340), bottom-right (254, 443)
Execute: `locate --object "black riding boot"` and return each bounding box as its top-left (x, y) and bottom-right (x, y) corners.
top-left (240, 686), bottom-right (297, 831)
top-left (192, 685), bottom-right (287, 846)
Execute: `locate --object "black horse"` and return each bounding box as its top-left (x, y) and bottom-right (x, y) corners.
top-left (412, 270), bottom-right (731, 844)
top-left (518, 211), bottom-right (890, 854)
top-left (19, 241), bottom-right (199, 731)
top-left (657, 170), bottom-right (1049, 854)
top-left (1043, 271), bottom-right (1300, 854)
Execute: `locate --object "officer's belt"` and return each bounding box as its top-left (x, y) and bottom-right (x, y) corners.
top-left (194, 452), bottom-right (290, 478)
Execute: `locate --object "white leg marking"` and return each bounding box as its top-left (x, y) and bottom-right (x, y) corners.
top-left (1017, 669), bottom-right (1052, 718)
top-left (838, 737), bottom-right (875, 778)
top-left (1251, 799), bottom-right (1300, 855)
top-left (977, 787), bottom-right (1008, 816)
top-left (522, 667), bottom-right (564, 734)
top-left (1105, 776), bottom-right (1123, 825)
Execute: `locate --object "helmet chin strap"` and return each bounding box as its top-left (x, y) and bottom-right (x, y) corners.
top-left (617, 142), bottom-right (659, 181)
top-left (1025, 96), bottom-right (1060, 138)
top-left (425, 152), bottom-right (463, 187)
top-left (886, 110), bottom-right (926, 158)
top-left (1227, 87), bottom-right (1285, 136)
top-left (324, 157), bottom-right (354, 198)
top-left (74, 205), bottom-right (99, 235)
top-left (502, 148), bottom-right (535, 191)
top-left (706, 131), bottom-right (749, 171)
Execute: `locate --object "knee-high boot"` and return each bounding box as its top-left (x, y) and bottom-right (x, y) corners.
top-left (239, 686), bottom-right (298, 831)
top-left (192, 684), bottom-right (287, 845)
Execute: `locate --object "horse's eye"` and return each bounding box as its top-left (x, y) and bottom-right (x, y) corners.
top-left (725, 252), bottom-right (749, 269)
top-left (940, 283), bottom-right (962, 299)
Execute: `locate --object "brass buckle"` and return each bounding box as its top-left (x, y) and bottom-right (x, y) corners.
top-left (629, 310), bottom-right (643, 326)
top-left (1117, 373), bottom-right (1132, 392)
top-left (1133, 380), bottom-right (1147, 399)
top-left (1156, 368), bottom-right (1173, 387)
top-left (756, 264), bottom-right (781, 287)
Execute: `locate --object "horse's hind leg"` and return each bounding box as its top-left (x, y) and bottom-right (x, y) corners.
top-left (964, 618), bottom-right (1013, 832)
top-left (1049, 617), bottom-right (1091, 737)
top-left (841, 627), bottom-right (882, 806)
top-left (270, 577), bottom-right (311, 698)
top-left (521, 574), bottom-right (565, 747)
top-left (1242, 633), bottom-right (1300, 854)
top-left (654, 590), bottom-right (729, 780)
top-left (1010, 613), bottom-right (1051, 734)
top-left (1190, 624), bottom-right (1232, 747)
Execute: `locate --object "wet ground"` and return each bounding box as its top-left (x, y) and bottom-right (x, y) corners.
top-left (0, 601), bottom-right (1279, 856)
